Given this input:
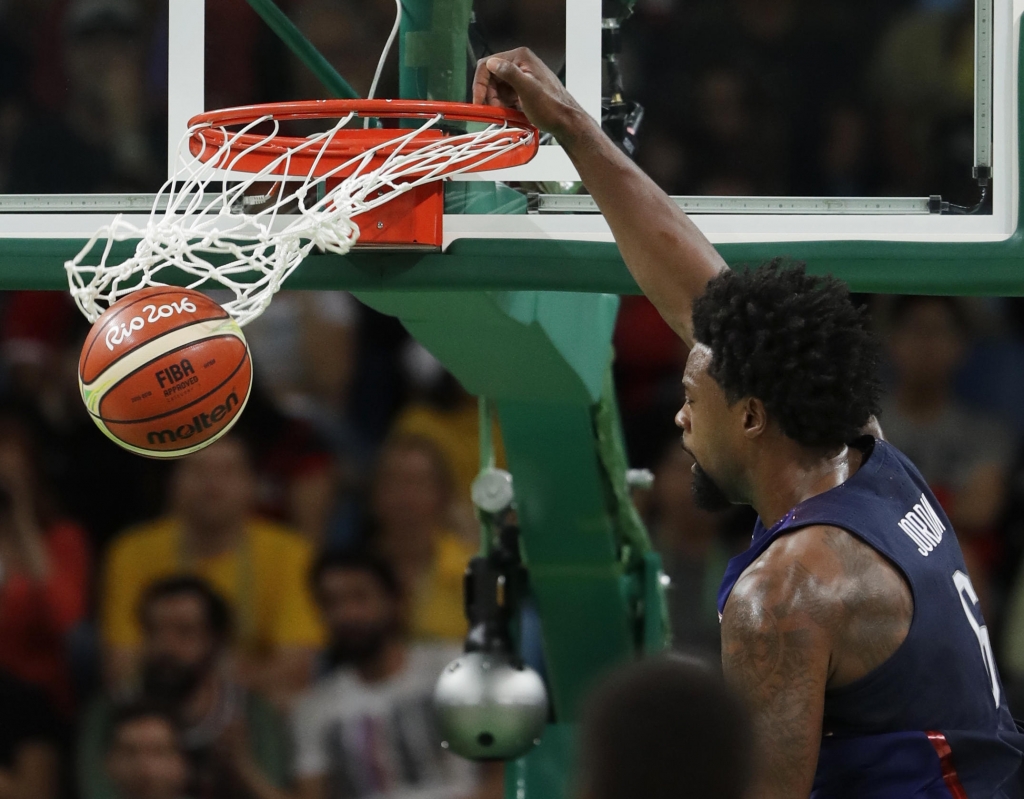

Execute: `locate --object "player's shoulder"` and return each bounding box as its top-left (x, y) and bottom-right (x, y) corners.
top-left (726, 525), bottom-right (854, 627)
top-left (750, 524), bottom-right (854, 581)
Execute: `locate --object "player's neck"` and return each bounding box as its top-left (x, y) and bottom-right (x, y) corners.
top-left (751, 440), bottom-right (862, 528)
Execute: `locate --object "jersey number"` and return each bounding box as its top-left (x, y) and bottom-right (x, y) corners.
top-left (953, 570), bottom-right (1000, 708)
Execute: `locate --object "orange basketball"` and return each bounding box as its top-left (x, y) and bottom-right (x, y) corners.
top-left (78, 287), bottom-right (252, 459)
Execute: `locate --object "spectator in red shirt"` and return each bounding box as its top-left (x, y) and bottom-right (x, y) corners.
top-left (0, 414), bottom-right (90, 717)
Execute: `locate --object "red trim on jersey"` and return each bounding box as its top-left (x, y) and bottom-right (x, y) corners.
top-left (926, 731), bottom-right (968, 799)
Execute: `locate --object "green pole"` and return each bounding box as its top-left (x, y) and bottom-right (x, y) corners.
top-left (478, 395), bottom-right (495, 558)
top-left (479, 396), bottom-right (496, 473)
top-left (380, 5), bottom-right (662, 798)
top-left (245, 0), bottom-right (360, 99)
top-left (399, 0), bottom-right (474, 101)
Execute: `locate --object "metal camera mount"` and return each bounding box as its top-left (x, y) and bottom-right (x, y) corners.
top-left (434, 468), bottom-right (549, 761)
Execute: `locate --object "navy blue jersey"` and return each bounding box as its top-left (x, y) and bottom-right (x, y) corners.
top-left (717, 437), bottom-right (1024, 798)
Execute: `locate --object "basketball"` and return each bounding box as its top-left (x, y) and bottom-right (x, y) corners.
top-left (78, 287), bottom-right (252, 459)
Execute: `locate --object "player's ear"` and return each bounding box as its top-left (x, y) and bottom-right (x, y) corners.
top-left (741, 397), bottom-right (768, 439)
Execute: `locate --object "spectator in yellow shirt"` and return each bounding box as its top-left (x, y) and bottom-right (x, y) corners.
top-left (370, 435), bottom-right (476, 642)
top-left (393, 345), bottom-right (505, 516)
top-left (100, 436), bottom-right (324, 707)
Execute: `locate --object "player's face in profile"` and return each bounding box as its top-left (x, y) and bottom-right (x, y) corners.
top-left (675, 345), bottom-right (738, 511)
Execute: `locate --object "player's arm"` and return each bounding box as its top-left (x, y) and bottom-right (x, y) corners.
top-left (473, 49), bottom-right (726, 347)
top-left (720, 529), bottom-right (841, 798)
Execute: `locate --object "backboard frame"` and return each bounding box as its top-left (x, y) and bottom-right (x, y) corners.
top-left (0, 0), bottom-right (1022, 295)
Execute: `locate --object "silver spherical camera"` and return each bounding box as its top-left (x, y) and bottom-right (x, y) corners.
top-left (434, 651), bottom-right (548, 761)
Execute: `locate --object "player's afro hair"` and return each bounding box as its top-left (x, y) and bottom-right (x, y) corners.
top-left (692, 260), bottom-right (882, 449)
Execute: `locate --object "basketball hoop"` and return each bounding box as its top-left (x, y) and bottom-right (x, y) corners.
top-left (65, 100), bottom-right (538, 327)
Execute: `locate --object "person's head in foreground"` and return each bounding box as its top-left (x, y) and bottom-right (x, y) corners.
top-left (106, 701), bottom-right (188, 799)
top-left (138, 576), bottom-right (232, 706)
top-left (678, 260), bottom-right (882, 511)
top-left (578, 656), bottom-right (753, 799)
top-left (311, 550), bottom-right (404, 672)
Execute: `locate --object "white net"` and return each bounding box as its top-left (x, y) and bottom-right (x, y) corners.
top-left (65, 110), bottom-right (535, 326)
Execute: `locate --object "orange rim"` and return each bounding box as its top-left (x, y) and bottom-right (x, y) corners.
top-left (187, 100), bottom-right (539, 178)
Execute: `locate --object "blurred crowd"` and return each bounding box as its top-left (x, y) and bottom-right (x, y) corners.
top-left (0, 0), bottom-right (1015, 798)
top-left (622, 0), bottom-right (979, 203)
top-left (0, 285), bottom-right (504, 799)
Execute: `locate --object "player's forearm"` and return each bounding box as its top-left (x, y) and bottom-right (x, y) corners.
top-left (556, 111), bottom-right (727, 346)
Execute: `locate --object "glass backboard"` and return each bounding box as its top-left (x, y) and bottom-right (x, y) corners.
top-left (0, 0), bottom-right (1017, 260)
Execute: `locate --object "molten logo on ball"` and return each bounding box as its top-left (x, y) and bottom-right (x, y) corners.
top-left (146, 392), bottom-right (240, 445)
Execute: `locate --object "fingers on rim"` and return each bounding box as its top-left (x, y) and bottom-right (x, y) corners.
top-left (486, 88), bottom-right (507, 108)
top-left (472, 62), bottom-right (497, 105)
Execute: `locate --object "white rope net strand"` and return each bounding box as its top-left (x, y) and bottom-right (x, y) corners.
top-left (66, 111), bottom-right (534, 326)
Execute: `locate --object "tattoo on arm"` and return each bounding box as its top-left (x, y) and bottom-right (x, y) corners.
top-left (721, 560), bottom-right (835, 799)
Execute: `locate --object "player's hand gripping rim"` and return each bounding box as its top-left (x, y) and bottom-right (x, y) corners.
top-left (472, 47), bottom-right (591, 146)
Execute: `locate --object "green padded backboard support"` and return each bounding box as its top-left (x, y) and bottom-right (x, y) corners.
top-left (360, 7), bottom-right (670, 796)
top-left (360, 5), bottom-right (668, 797)
top-left (353, 289), bottom-right (663, 710)
top-left (353, 233), bottom-right (668, 799)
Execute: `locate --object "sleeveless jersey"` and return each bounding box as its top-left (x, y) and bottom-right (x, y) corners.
top-left (717, 437), bottom-right (1024, 798)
